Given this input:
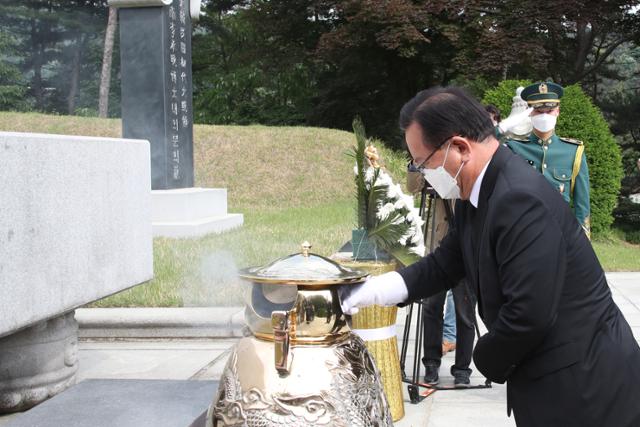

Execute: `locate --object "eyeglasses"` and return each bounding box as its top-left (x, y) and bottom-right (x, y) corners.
top-left (410, 135), bottom-right (455, 172)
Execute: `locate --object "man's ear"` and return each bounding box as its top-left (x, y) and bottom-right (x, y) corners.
top-left (451, 136), bottom-right (472, 162)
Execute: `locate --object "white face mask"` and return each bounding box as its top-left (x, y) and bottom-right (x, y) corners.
top-left (531, 113), bottom-right (557, 133)
top-left (421, 142), bottom-right (464, 200)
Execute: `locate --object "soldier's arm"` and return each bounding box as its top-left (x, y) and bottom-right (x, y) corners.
top-left (572, 152), bottom-right (591, 238)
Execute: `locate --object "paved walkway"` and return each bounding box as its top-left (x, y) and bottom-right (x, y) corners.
top-left (1, 273), bottom-right (638, 426)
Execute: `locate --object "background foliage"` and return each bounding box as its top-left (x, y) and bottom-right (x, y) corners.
top-left (0, 0), bottom-right (118, 116)
top-left (2, 0), bottom-right (639, 139)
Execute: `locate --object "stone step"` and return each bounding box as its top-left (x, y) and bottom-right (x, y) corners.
top-left (2, 379), bottom-right (218, 427)
top-left (75, 307), bottom-right (246, 339)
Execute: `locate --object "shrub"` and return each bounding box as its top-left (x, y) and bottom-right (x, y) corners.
top-left (624, 229), bottom-right (640, 245)
top-left (483, 80), bottom-right (623, 236)
top-left (613, 197), bottom-right (640, 244)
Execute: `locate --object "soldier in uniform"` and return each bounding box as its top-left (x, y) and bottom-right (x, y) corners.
top-left (502, 82), bottom-right (591, 237)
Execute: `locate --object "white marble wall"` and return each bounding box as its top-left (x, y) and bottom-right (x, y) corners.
top-left (0, 132), bottom-right (154, 338)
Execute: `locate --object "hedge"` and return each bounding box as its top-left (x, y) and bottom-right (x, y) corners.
top-left (483, 80), bottom-right (623, 235)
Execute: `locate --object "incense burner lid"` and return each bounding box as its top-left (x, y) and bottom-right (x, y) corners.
top-left (239, 241), bottom-right (368, 287)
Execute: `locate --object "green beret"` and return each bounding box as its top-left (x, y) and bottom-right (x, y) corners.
top-left (521, 81), bottom-right (564, 108)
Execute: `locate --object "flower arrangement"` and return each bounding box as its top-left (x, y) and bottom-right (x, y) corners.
top-left (344, 119), bottom-right (421, 421)
top-left (351, 118), bottom-right (425, 263)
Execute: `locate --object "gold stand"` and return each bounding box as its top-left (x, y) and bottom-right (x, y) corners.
top-left (333, 256), bottom-right (405, 422)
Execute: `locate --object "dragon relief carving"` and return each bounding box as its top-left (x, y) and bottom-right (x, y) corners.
top-left (212, 335), bottom-right (392, 427)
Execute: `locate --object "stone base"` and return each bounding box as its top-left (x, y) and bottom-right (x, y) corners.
top-left (0, 312), bottom-right (78, 414)
top-left (151, 187), bottom-right (243, 238)
top-left (4, 379), bottom-right (218, 427)
top-left (75, 307), bottom-right (246, 339)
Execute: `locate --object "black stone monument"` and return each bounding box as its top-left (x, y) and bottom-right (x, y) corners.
top-left (116, 0), bottom-right (195, 190)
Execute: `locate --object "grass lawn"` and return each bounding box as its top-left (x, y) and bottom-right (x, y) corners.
top-left (1, 112), bottom-right (638, 307)
top-left (91, 200), bottom-right (355, 307)
top-left (592, 235), bottom-right (640, 273)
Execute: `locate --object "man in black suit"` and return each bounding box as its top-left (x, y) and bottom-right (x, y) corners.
top-left (341, 87), bottom-right (640, 426)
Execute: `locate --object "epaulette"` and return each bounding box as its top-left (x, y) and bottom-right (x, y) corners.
top-left (559, 136), bottom-right (583, 146)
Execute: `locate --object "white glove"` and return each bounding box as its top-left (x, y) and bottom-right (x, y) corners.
top-left (339, 271), bottom-right (409, 315)
top-left (498, 107), bottom-right (533, 134)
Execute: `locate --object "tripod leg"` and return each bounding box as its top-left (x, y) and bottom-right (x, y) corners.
top-left (400, 303), bottom-right (414, 377)
top-left (412, 301), bottom-right (424, 384)
top-left (418, 187), bottom-right (428, 217)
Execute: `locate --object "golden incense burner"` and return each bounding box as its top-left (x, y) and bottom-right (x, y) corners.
top-left (207, 242), bottom-right (393, 426)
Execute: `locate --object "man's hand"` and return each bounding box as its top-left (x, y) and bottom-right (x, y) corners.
top-left (339, 271), bottom-right (409, 315)
top-left (498, 107), bottom-right (533, 134)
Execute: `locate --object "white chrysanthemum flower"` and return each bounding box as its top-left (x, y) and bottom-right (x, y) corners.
top-left (394, 183), bottom-right (403, 196)
top-left (392, 216), bottom-right (405, 225)
top-left (364, 167), bottom-right (375, 183)
top-left (376, 202), bottom-right (395, 221)
top-left (387, 184), bottom-right (398, 199)
top-left (398, 236), bottom-right (407, 246)
top-left (411, 231), bottom-right (422, 244)
top-left (353, 164), bottom-right (359, 175)
top-left (413, 213), bottom-right (425, 228)
top-left (376, 171), bottom-right (393, 186)
top-left (402, 194), bottom-right (415, 209)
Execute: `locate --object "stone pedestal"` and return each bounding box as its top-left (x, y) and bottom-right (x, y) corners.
top-left (0, 131), bottom-right (154, 412)
top-left (0, 313), bottom-right (78, 413)
top-left (151, 188), bottom-right (243, 238)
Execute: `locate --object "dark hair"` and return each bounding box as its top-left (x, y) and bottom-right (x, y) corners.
top-left (399, 86), bottom-right (494, 148)
top-left (484, 104), bottom-right (501, 123)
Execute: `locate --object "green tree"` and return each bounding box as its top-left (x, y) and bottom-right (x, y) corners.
top-left (593, 43), bottom-right (640, 241)
top-left (190, 0), bottom-right (639, 149)
top-left (311, 0), bottom-right (453, 145)
top-left (446, 0), bottom-right (640, 88)
top-left (0, 31), bottom-right (30, 111)
top-left (192, 0), bottom-right (456, 145)
top-left (484, 80), bottom-right (623, 235)
top-left (597, 43), bottom-right (640, 195)
top-left (0, 0), bottom-right (109, 114)
top-left (192, 1), bottom-right (321, 125)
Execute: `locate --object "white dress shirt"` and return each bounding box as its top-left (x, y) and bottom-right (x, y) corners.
top-left (469, 160), bottom-right (491, 208)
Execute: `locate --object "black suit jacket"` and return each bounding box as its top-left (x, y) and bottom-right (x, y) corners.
top-left (399, 145), bottom-right (640, 426)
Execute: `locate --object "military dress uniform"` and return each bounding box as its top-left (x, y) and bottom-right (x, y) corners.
top-left (502, 82), bottom-right (591, 237)
top-left (506, 134), bottom-right (590, 235)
